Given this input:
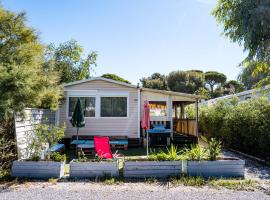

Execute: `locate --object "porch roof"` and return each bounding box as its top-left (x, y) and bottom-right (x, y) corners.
top-left (141, 87), bottom-right (203, 101)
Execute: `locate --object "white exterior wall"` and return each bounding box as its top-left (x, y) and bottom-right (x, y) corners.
top-left (59, 80), bottom-right (139, 138)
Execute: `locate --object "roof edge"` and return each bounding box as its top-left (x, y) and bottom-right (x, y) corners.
top-left (141, 87), bottom-right (204, 99)
top-left (63, 77), bottom-right (138, 89)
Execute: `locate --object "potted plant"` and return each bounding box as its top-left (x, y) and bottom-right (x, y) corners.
top-left (69, 150), bottom-right (119, 178)
top-left (12, 123), bottom-right (66, 179)
top-left (123, 145), bottom-right (183, 178)
top-left (184, 137), bottom-right (245, 178)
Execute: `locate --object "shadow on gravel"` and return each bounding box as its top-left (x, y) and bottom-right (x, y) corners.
top-left (222, 150), bottom-right (270, 180)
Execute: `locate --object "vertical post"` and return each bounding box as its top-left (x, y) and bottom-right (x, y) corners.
top-left (146, 130), bottom-right (149, 156)
top-left (168, 96), bottom-right (173, 141)
top-left (195, 99), bottom-right (199, 139)
top-left (55, 108), bottom-right (60, 126)
top-left (137, 88), bottom-right (141, 139)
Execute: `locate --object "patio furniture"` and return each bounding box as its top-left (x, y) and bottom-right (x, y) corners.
top-left (49, 143), bottom-right (65, 153)
top-left (148, 124), bottom-right (171, 146)
top-left (94, 136), bottom-right (124, 159)
top-left (70, 135), bottom-right (128, 150)
top-left (77, 143), bottom-right (95, 156)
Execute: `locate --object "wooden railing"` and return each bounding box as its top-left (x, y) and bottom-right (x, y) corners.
top-left (174, 119), bottom-right (197, 137)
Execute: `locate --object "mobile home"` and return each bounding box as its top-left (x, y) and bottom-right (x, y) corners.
top-left (58, 77), bottom-right (201, 147)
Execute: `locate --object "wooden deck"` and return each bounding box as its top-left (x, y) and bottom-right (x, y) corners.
top-left (172, 119), bottom-right (198, 146)
top-left (173, 119), bottom-right (197, 137)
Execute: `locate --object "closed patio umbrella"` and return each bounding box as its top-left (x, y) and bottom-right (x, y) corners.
top-left (141, 100), bottom-right (150, 156)
top-left (70, 98), bottom-right (85, 140)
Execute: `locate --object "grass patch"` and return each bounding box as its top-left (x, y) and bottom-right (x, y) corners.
top-left (48, 178), bottom-right (59, 184)
top-left (208, 178), bottom-right (257, 190)
top-left (145, 177), bottom-right (158, 184)
top-left (103, 177), bottom-right (123, 185)
top-left (170, 176), bottom-right (258, 190)
top-left (64, 164), bottom-right (70, 175)
top-left (170, 176), bottom-right (206, 187)
top-left (0, 170), bottom-right (11, 181)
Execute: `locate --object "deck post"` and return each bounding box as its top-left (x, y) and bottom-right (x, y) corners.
top-left (195, 99), bottom-right (199, 139)
top-left (169, 96), bottom-right (173, 140)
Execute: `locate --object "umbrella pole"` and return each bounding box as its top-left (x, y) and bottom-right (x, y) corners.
top-left (146, 130), bottom-right (149, 157)
top-left (76, 127), bottom-right (79, 140)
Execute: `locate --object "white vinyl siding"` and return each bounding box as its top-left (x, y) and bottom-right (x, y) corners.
top-left (59, 80), bottom-right (139, 138)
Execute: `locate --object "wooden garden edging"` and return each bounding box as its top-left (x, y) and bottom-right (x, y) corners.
top-left (123, 161), bottom-right (182, 178)
top-left (11, 160), bottom-right (65, 179)
top-left (187, 159), bottom-right (245, 178)
top-left (69, 160), bottom-right (119, 178)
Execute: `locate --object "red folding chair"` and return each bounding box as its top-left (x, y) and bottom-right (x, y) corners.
top-left (94, 136), bottom-right (124, 159)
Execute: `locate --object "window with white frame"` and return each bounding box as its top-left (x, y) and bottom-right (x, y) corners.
top-left (100, 97), bottom-right (127, 117)
top-left (68, 97), bottom-right (96, 117)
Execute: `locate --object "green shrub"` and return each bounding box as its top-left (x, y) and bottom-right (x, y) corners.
top-left (31, 155), bottom-right (40, 161)
top-left (201, 136), bottom-right (221, 161)
top-left (0, 119), bottom-right (16, 175)
top-left (199, 97), bottom-right (270, 161)
top-left (182, 144), bottom-right (208, 161)
top-left (28, 122), bottom-right (66, 161)
top-left (166, 145), bottom-right (179, 161)
top-left (49, 152), bottom-right (66, 162)
top-left (148, 145), bottom-right (181, 161)
top-left (78, 149), bottom-right (88, 162)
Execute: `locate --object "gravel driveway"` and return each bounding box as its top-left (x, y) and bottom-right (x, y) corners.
top-left (222, 150), bottom-right (270, 180)
top-left (0, 182), bottom-right (270, 200)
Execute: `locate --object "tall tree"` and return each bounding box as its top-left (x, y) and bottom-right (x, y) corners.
top-left (238, 61), bottom-right (269, 90)
top-left (204, 71), bottom-right (227, 98)
top-left (0, 6), bottom-right (62, 172)
top-left (167, 70), bottom-right (204, 93)
top-left (212, 0), bottom-right (270, 87)
top-left (140, 73), bottom-right (167, 90)
top-left (44, 40), bottom-right (98, 83)
top-left (0, 7), bottom-right (62, 117)
top-left (223, 80), bottom-right (244, 95)
top-left (101, 73), bottom-right (131, 84)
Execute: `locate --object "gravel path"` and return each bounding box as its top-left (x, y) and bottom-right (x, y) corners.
top-left (222, 150), bottom-right (270, 180)
top-left (0, 182), bottom-right (269, 200)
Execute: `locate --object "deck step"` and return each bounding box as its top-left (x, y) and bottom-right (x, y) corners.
top-left (172, 134), bottom-right (197, 146)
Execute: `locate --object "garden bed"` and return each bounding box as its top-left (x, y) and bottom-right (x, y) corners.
top-left (187, 158), bottom-right (245, 178)
top-left (11, 160), bottom-right (65, 179)
top-left (69, 159), bottom-right (119, 178)
top-left (123, 160), bottom-right (182, 178)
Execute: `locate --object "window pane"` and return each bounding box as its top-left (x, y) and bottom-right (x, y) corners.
top-left (101, 97), bottom-right (127, 117)
top-left (68, 97), bottom-right (95, 117)
top-left (149, 101), bottom-right (167, 116)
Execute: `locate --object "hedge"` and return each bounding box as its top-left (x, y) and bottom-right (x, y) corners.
top-left (186, 97), bottom-right (270, 161)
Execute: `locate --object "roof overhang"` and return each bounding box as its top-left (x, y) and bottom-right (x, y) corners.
top-left (141, 87), bottom-right (203, 100)
top-left (63, 77), bottom-right (138, 89)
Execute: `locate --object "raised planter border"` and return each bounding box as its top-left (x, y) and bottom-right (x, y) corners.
top-left (69, 159), bottom-right (119, 178)
top-left (187, 159), bottom-right (245, 178)
top-left (11, 160), bottom-right (65, 179)
top-left (123, 160), bottom-right (182, 178)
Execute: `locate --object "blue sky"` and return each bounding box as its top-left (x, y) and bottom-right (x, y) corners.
top-left (2, 0), bottom-right (246, 84)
